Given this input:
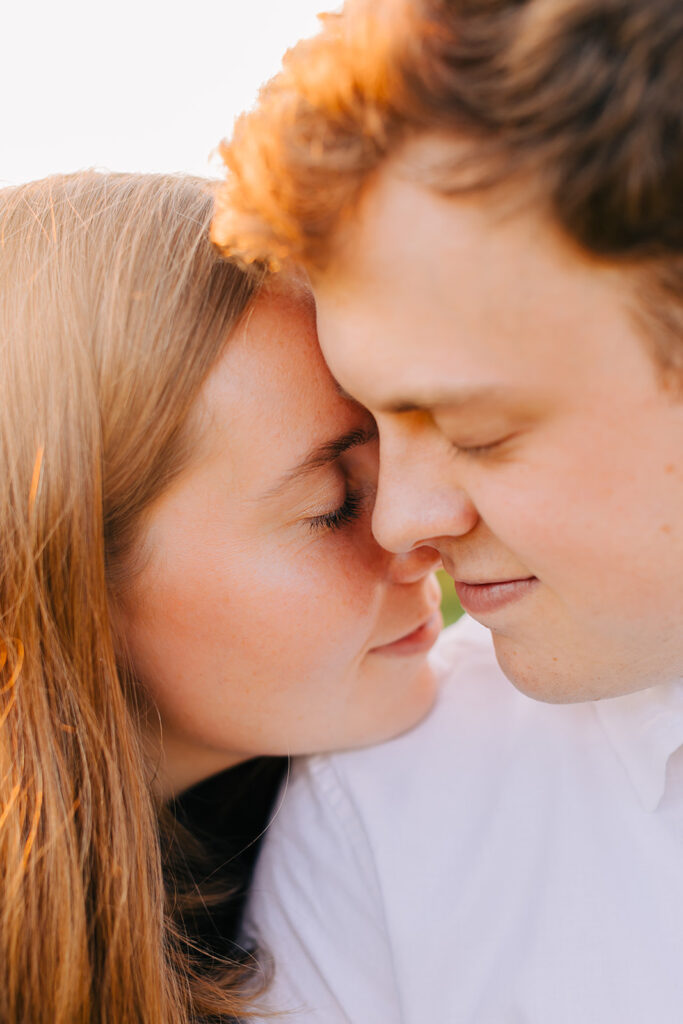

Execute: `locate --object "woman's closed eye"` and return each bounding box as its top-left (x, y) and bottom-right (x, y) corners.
top-left (307, 487), bottom-right (368, 533)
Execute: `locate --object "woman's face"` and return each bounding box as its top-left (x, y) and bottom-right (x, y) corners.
top-left (120, 284), bottom-right (442, 796)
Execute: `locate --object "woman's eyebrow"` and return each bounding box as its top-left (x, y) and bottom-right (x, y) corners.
top-left (263, 424), bottom-right (378, 499)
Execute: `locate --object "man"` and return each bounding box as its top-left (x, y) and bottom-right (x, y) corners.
top-left (213, 1), bottom-right (683, 1019)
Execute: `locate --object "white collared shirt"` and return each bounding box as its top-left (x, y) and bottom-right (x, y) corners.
top-left (245, 616), bottom-right (683, 1023)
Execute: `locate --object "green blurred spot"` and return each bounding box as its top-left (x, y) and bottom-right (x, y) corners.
top-left (438, 568), bottom-right (464, 627)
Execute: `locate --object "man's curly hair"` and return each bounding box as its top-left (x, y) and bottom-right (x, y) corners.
top-left (213, 0), bottom-right (683, 375)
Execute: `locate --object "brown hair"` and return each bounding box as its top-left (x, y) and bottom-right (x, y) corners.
top-left (0, 171), bottom-right (266, 1022)
top-left (212, 0), bottom-right (683, 374)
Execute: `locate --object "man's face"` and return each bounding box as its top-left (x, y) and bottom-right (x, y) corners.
top-left (315, 148), bottom-right (683, 702)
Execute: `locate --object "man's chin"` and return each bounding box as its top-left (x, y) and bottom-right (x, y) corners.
top-left (490, 633), bottom-right (601, 705)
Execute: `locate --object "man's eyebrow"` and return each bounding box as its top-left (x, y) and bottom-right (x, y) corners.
top-left (335, 380), bottom-right (514, 414)
top-left (263, 424), bottom-right (378, 499)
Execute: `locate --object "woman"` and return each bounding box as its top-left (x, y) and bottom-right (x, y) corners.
top-left (0, 171), bottom-right (442, 1022)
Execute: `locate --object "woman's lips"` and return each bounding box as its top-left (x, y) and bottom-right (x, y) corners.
top-left (370, 609), bottom-right (443, 657)
top-left (454, 576), bottom-right (538, 615)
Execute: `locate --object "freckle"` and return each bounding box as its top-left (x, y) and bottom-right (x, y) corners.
top-left (664, 464), bottom-right (674, 474)
top-left (552, 657), bottom-right (558, 662)
top-left (660, 523), bottom-right (672, 534)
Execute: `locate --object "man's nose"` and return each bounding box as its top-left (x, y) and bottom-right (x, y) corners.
top-left (372, 415), bottom-right (479, 555)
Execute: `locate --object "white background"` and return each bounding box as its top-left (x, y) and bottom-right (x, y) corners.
top-left (3, 0), bottom-right (327, 186)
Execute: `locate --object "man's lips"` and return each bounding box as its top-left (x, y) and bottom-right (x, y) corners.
top-left (453, 576), bottom-right (538, 615)
top-left (370, 609), bottom-right (443, 657)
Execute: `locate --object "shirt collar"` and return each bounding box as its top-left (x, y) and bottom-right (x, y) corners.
top-left (594, 678), bottom-right (683, 812)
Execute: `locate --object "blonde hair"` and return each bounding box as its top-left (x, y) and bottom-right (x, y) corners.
top-left (0, 171), bottom-right (265, 1022)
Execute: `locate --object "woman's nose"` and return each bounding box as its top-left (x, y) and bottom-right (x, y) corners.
top-left (387, 544), bottom-right (442, 585)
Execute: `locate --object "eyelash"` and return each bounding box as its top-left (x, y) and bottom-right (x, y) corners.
top-left (452, 434), bottom-right (514, 457)
top-left (308, 488), bottom-right (366, 533)
top-left (455, 441), bottom-right (502, 456)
